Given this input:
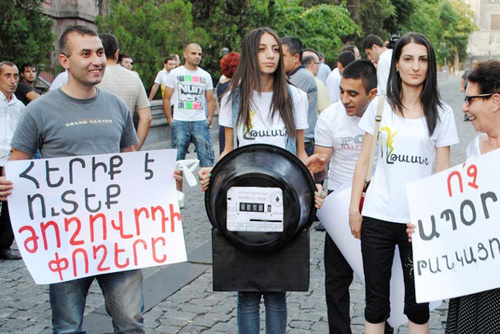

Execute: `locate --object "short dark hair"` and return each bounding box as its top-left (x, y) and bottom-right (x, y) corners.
top-left (363, 34), bottom-right (384, 51)
top-left (338, 51), bottom-right (356, 68)
top-left (164, 55), bottom-right (177, 63)
top-left (342, 60), bottom-right (377, 94)
top-left (59, 25), bottom-right (98, 56)
top-left (99, 33), bottom-right (119, 58)
top-left (281, 36), bottom-right (303, 59)
top-left (118, 53), bottom-right (131, 62)
top-left (0, 61), bottom-right (17, 75)
top-left (20, 63), bottom-right (36, 73)
top-left (342, 45), bottom-right (357, 54)
top-left (467, 60), bottom-right (500, 94)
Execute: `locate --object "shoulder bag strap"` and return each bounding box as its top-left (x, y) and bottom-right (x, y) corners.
top-left (364, 95), bottom-right (384, 184)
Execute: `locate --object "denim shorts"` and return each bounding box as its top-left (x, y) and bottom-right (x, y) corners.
top-left (171, 120), bottom-right (214, 167)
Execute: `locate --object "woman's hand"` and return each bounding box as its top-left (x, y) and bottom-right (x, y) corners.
top-left (349, 208), bottom-right (362, 239)
top-left (197, 167), bottom-right (213, 192)
top-left (314, 184), bottom-right (326, 209)
top-left (406, 223), bottom-right (416, 242)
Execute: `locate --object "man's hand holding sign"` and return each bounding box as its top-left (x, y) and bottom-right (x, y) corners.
top-left (4, 150), bottom-right (186, 284)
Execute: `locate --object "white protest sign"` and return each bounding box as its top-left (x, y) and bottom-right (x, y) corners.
top-left (317, 186), bottom-right (440, 328)
top-left (6, 150), bottom-right (187, 284)
top-left (407, 149), bottom-right (500, 303)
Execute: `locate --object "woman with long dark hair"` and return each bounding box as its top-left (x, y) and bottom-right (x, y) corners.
top-left (198, 27), bottom-right (324, 333)
top-left (349, 32), bottom-right (459, 333)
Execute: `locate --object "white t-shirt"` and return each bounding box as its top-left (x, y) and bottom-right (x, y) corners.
top-left (359, 96), bottom-right (459, 223)
top-left (377, 49), bottom-right (393, 95)
top-left (326, 67), bottom-right (341, 103)
top-left (219, 86), bottom-right (308, 149)
top-left (166, 66), bottom-right (213, 121)
top-left (154, 69), bottom-right (168, 95)
top-left (315, 101), bottom-right (369, 191)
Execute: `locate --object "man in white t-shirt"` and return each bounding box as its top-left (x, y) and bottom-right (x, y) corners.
top-left (310, 60), bottom-right (381, 334)
top-left (163, 43), bottom-right (215, 190)
top-left (149, 55), bottom-right (178, 101)
top-left (326, 51), bottom-right (356, 103)
top-left (363, 34), bottom-right (393, 96)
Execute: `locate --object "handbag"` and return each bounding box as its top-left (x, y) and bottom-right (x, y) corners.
top-left (359, 95), bottom-right (384, 211)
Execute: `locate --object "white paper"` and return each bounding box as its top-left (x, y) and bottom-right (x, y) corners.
top-left (407, 149), bottom-right (500, 303)
top-left (6, 150), bottom-right (187, 284)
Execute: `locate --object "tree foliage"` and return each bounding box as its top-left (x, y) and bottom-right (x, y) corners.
top-left (96, 0), bottom-right (476, 85)
top-left (269, 0), bottom-right (360, 63)
top-left (0, 0), bottom-right (54, 69)
top-left (96, 0), bottom-right (209, 90)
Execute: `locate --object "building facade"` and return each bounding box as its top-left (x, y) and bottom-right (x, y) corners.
top-left (464, 0), bottom-right (500, 60)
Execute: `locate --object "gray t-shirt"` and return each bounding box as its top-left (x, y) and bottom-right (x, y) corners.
top-left (12, 88), bottom-right (138, 158)
top-left (289, 67), bottom-right (318, 143)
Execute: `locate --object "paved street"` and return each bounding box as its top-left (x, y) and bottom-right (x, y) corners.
top-left (0, 75), bottom-right (478, 333)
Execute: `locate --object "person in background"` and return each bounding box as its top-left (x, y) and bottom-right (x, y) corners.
top-left (317, 52), bottom-right (332, 84)
top-left (281, 36), bottom-right (318, 156)
top-left (363, 34), bottom-right (393, 96)
top-left (98, 33), bottom-right (151, 150)
top-left (216, 51), bottom-right (240, 154)
top-left (350, 32), bottom-right (458, 334)
top-left (15, 62), bottom-right (41, 105)
top-left (149, 55), bottom-right (178, 101)
top-left (0, 61), bottom-right (24, 261)
top-left (198, 27), bottom-right (325, 334)
top-left (302, 49), bottom-right (332, 115)
top-left (164, 43), bottom-right (215, 192)
top-left (118, 53), bottom-right (134, 70)
top-left (326, 51), bottom-right (356, 103)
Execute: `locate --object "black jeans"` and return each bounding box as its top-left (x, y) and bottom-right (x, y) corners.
top-left (0, 166), bottom-right (14, 250)
top-left (324, 233), bottom-right (354, 333)
top-left (361, 217), bottom-right (429, 325)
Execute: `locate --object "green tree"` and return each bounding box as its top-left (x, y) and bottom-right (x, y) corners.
top-left (407, 0), bottom-right (476, 67)
top-left (266, 0), bottom-right (360, 63)
top-left (0, 0), bottom-right (55, 69)
top-left (96, 0), bottom-right (209, 91)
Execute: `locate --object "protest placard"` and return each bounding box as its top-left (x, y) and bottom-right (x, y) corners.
top-left (5, 149), bottom-right (187, 284)
top-left (317, 186), bottom-right (440, 328)
top-left (407, 149), bottom-right (500, 303)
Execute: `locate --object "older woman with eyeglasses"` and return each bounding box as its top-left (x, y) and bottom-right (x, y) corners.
top-left (444, 60), bottom-right (500, 333)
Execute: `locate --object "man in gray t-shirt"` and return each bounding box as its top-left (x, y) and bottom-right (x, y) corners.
top-left (0, 25), bottom-right (143, 334)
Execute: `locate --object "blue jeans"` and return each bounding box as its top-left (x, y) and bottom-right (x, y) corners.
top-left (237, 291), bottom-right (287, 334)
top-left (50, 270), bottom-right (144, 334)
top-left (171, 120), bottom-right (214, 167)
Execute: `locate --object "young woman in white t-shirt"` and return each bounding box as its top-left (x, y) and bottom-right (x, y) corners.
top-left (349, 32), bottom-right (458, 334)
top-left (198, 27), bottom-right (324, 334)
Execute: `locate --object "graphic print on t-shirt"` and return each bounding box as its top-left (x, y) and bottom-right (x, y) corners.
top-left (381, 126), bottom-right (429, 166)
top-left (242, 108), bottom-right (287, 141)
top-left (242, 109), bottom-right (257, 140)
top-left (177, 75), bottom-right (207, 110)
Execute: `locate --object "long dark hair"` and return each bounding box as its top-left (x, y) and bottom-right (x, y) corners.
top-left (387, 32), bottom-right (441, 135)
top-left (228, 27), bottom-right (296, 138)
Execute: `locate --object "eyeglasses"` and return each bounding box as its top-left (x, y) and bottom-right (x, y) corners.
top-left (464, 93), bottom-right (494, 105)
